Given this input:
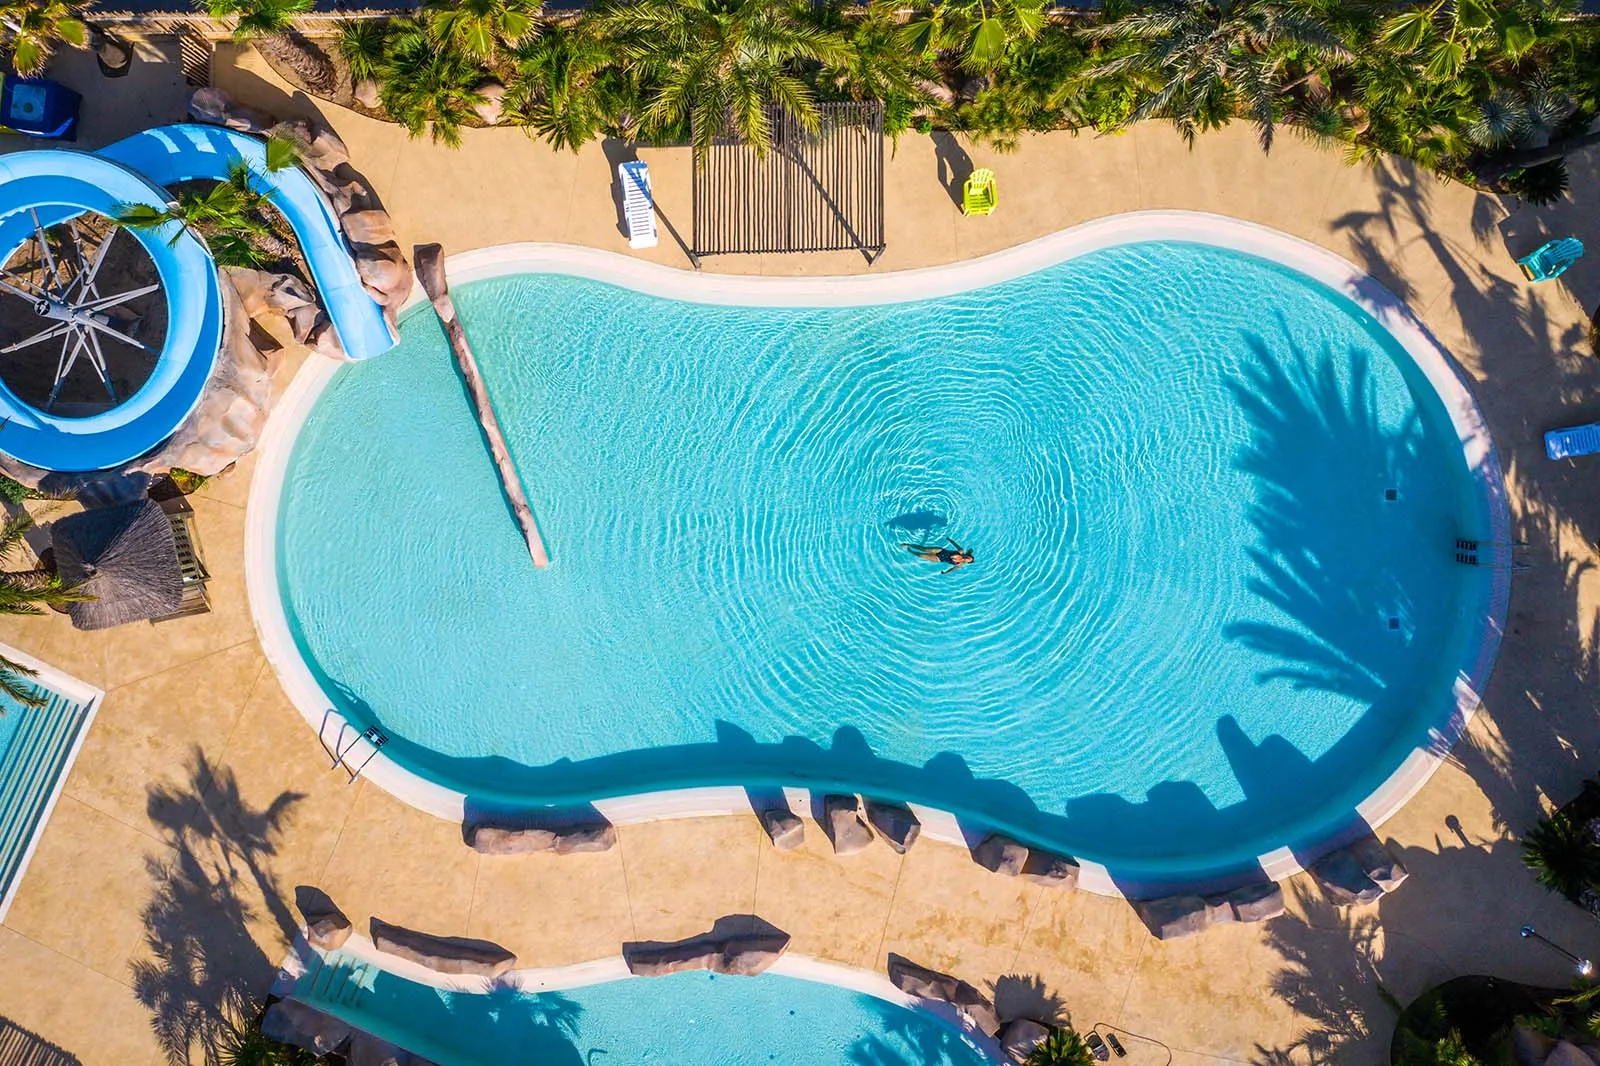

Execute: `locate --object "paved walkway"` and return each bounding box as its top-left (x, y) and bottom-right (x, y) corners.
top-left (3, 42), bottom-right (1600, 1066)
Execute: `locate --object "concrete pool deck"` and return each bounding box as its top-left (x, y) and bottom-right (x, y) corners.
top-left (2, 40), bottom-right (1600, 1066)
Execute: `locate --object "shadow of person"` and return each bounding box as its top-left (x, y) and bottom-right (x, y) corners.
top-left (887, 510), bottom-right (947, 541)
top-left (931, 132), bottom-right (973, 209)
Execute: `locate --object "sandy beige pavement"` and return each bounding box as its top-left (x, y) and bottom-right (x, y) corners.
top-left (2, 38), bottom-right (1600, 1066)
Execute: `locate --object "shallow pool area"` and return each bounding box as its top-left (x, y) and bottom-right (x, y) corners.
top-left (291, 952), bottom-right (997, 1066)
top-left (0, 648), bottom-right (100, 921)
top-left (260, 219), bottom-right (1506, 889)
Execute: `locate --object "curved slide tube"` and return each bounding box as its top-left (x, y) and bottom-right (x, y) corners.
top-left (0, 150), bottom-right (222, 471)
top-left (99, 123), bottom-right (396, 361)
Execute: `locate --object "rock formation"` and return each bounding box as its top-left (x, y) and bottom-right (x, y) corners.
top-left (1310, 836), bottom-right (1408, 907)
top-left (261, 998), bottom-right (353, 1055)
top-left (887, 955), bottom-right (1001, 1037)
top-left (1000, 1019), bottom-right (1051, 1063)
top-left (370, 919), bottom-right (518, 978)
top-left (623, 920), bottom-right (791, 978)
top-left (294, 886), bottom-right (352, 951)
top-left (863, 799), bottom-right (921, 854)
top-left (823, 794), bottom-right (874, 856)
top-left (464, 816), bottom-right (617, 855)
top-left (760, 807), bottom-right (805, 850)
top-left (415, 243), bottom-right (549, 569)
top-left (1132, 880), bottom-right (1286, 940)
top-left (972, 834), bottom-right (1080, 888)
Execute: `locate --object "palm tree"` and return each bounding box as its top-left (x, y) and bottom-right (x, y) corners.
top-left (202, 0), bottom-right (338, 96)
top-left (596, 0), bottom-right (851, 159)
top-left (813, 4), bottom-right (934, 133)
top-left (375, 20), bottom-right (488, 148)
top-left (336, 17), bottom-right (389, 84)
top-left (1026, 1028), bottom-right (1096, 1066)
top-left (888, 0), bottom-right (1044, 73)
top-left (118, 157), bottom-right (297, 268)
top-left (1085, 0), bottom-right (1352, 149)
top-left (0, 512), bottom-right (88, 710)
top-left (0, 0), bottom-right (85, 76)
top-left (506, 24), bottom-right (636, 150)
top-left (1523, 807), bottom-right (1600, 905)
top-left (425, 0), bottom-right (541, 62)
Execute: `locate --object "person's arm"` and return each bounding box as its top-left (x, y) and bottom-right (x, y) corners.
top-left (945, 537), bottom-right (964, 550)
top-left (941, 563), bottom-right (958, 574)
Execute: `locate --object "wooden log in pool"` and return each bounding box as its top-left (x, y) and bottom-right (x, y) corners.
top-left (413, 243), bottom-right (551, 569)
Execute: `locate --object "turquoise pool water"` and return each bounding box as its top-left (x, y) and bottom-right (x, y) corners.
top-left (0, 681), bottom-right (96, 913)
top-left (294, 956), bottom-right (995, 1066)
top-left (276, 240), bottom-right (1495, 885)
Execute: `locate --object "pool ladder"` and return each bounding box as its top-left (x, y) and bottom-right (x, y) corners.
top-left (318, 710), bottom-right (388, 783)
top-left (1454, 539), bottom-right (1531, 570)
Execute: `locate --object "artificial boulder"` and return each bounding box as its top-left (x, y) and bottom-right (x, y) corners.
top-left (128, 268), bottom-right (273, 478)
top-left (261, 998), bottom-right (353, 1055)
top-left (346, 1031), bottom-right (411, 1066)
top-left (1311, 836), bottom-right (1408, 907)
top-left (1001, 1019), bottom-right (1051, 1064)
top-left (624, 922), bottom-right (791, 977)
top-left (823, 794), bottom-right (874, 856)
top-left (294, 886), bottom-right (352, 951)
top-left (864, 799), bottom-right (920, 854)
top-left (761, 808), bottom-right (805, 851)
top-left (973, 834), bottom-right (1080, 888)
top-left (1220, 880), bottom-right (1285, 923)
top-left (887, 955), bottom-right (1001, 1037)
top-left (552, 823), bottom-right (617, 854)
top-left (464, 817), bottom-right (616, 855)
top-left (974, 834), bottom-right (1029, 877)
top-left (474, 79), bottom-right (506, 125)
top-left (1547, 1042), bottom-right (1598, 1066)
top-left (370, 919), bottom-right (517, 978)
top-left (1134, 895), bottom-right (1212, 941)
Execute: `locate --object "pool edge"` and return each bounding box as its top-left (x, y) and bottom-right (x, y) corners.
top-left (244, 209), bottom-right (1512, 895)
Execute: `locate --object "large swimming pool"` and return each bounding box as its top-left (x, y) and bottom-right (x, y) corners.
top-left (291, 954), bottom-right (996, 1066)
top-left (264, 222), bottom-right (1504, 889)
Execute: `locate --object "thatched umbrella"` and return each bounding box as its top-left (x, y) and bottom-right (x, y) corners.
top-left (51, 499), bottom-right (183, 630)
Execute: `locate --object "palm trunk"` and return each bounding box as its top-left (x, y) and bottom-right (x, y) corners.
top-left (255, 30), bottom-right (337, 96)
top-left (2, 568), bottom-right (58, 593)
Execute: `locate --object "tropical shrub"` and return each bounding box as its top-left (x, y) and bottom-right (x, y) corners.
top-left (1523, 805), bottom-right (1600, 906)
top-left (0, 0), bottom-right (85, 76)
top-left (1025, 1028), bottom-right (1096, 1066)
top-left (118, 157), bottom-right (298, 268)
top-left (1503, 160), bottom-right (1568, 206)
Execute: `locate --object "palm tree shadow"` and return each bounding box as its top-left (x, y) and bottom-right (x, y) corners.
top-left (131, 745), bottom-right (306, 1065)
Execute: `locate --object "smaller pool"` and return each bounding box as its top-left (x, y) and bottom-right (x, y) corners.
top-left (292, 952), bottom-right (997, 1066)
top-left (0, 647), bottom-right (100, 922)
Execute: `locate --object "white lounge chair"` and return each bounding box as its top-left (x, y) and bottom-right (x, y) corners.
top-left (619, 161), bottom-right (657, 250)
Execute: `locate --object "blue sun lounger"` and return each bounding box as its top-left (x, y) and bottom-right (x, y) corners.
top-left (1546, 422), bottom-right (1600, 460)
top-left (1518, 237), bottom-right (1584, 282)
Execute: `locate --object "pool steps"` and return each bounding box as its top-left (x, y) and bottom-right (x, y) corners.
top-left (0, 687), bottom-right (92, 912)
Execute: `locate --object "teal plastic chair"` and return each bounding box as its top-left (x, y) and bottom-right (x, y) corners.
top-left (1517, 237), bottom-right (1584, 281)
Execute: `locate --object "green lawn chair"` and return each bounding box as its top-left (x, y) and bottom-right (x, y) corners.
top-left (963, 169), bottom-right (997, 216)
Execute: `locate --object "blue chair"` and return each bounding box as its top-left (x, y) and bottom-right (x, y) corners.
top-left (1545, 422), bottom-right (1600, 460)
top-left (1517, 237), bottom-right (1584, 282)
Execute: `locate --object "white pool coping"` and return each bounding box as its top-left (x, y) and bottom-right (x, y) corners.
top-left (274, 934), bottom-right (1007, 1064)
top-left (0, 642), bottom-right (104, 924)
top-left (244, 209), bottom-right (1511, 895)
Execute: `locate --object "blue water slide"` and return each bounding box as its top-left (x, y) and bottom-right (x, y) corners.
top-left (0, 150), bottom-right (222, 471)
top-left (99, 123), bottom-right (397, 361)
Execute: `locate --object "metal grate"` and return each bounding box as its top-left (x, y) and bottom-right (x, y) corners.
top-left (692, 101), bottom-right (885, 264)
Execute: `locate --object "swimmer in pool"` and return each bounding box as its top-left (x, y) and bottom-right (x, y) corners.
top-left (902, 538), bottom-right (974, 574)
